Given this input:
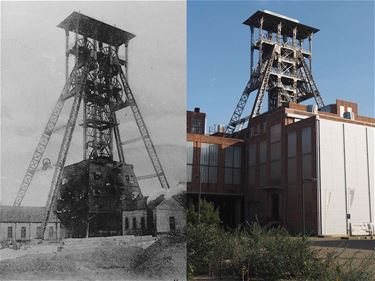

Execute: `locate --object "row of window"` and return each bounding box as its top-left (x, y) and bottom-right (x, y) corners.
top-left (7, 226), bottom-right (54, 239)
top-left (123, 216), bottom-right (176, 231)
top-left (124, 216), bottom-right (146, 230)
top-left (248, 125), bottom-right (312, 186)
top-left (187, 142), bottom-right (242, 184)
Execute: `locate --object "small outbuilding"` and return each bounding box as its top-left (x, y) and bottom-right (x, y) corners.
top-left (0, 206), bottom-right (62, 241)
top-left (147, 194), bottom-right (186, 234)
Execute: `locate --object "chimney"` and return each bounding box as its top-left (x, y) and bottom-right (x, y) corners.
top-left (194, 107), bottom-right (200, 113)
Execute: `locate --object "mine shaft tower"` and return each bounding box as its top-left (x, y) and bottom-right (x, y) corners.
top-left (225, 10), bottom-right (325, 135)
top-left (13, 12), bottom-right (170, 237)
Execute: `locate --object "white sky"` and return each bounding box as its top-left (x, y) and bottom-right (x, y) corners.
top-left (1, 1), bottom-right (186, 206)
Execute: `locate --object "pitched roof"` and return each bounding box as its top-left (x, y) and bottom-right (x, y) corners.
top-left (147, 192), bottom-right (186, 209)
top-left (0, 206), bottom-right (59, 223)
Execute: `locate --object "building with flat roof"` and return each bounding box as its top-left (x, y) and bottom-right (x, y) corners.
top-left (187, 10), bottom-right (374, 236)
top-left (187, 99), bottom-right (375, 236)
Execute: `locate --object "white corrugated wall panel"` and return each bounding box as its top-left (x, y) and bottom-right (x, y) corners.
top-left (318, 119), bottom-right (374, 236)
top-left (343, 123), bottom-right (371, 224)
top-left (319, 119), bottom-right (347, 235)
top-left (367, 128), bottom-right (375, 228)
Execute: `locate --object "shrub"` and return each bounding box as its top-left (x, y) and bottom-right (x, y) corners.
top-left (187, 201), bottom-right (375, 281)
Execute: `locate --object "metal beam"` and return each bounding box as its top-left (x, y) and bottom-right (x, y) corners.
top-left (118, 69), bottom-right (170, 189)
top-left (41, 64), bottom-right (89, 236)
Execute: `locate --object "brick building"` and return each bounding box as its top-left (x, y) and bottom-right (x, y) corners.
top-left (187, 111), bottom-right (245, 227)
top-left (187, 100), bottom-right (375, 236)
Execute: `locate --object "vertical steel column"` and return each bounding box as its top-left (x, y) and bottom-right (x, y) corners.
top-left (125, 42), bottom-right (129, 79)
top-left (74, 21), bottom-right (78, 65)
top-left (259, 17), bottom-right (264, 65)
top-left (292, 27), bottom-right (298, 97)
top-left (82, 96), bottom-right (87, 160)
top-left (277, 22), bottom-right (282, 44)
top-left (292, 27), bottom-right (297, 47)
top-left (308, 33), bottom-right (313, 73)
top-left (277, 22), bottom-right (282, 106)
top-left (65, 29), bottom-right (69, 81)
top-left (250, 26), bottom-right (254, 74)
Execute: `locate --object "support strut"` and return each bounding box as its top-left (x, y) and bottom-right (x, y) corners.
top-left (118, 69), bottom-right (170, 189)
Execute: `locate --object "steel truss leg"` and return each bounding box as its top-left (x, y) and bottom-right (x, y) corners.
top-left (250, 48), bottom-right (277, 118)
top-left (40, 65), bottom-right (89, 237)
top-left (225, 46), bottom-right (276, 136)
top-left (297, 52), bottom-right (325, 108)
top-left (113, 113), bottom-right (125, 163)
top-left (118, 69), bottom-right (170, 190)
top-left (13, 65), bottom-right (81, 206)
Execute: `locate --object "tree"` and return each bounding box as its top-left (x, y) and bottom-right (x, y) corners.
top-left (187, 199), bottom-right (220, 226)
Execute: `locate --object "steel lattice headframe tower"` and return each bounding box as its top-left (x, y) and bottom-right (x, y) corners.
top-left (13, 12), bottom-right (170, 237)
top-left (225, 10), bottom-right (325, 135)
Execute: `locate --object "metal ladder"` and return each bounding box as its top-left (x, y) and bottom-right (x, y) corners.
top-left (118, 69), bottom-right (170, 190)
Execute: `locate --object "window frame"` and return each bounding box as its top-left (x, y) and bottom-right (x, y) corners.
top-left (224, 145), bottom-right (242, 185)
top-left (200, 143), bottom-right (218, 184)
top-left (7, 226), bottom-right (13, 239)
top-left (21, 226), bottom-right (27, 239)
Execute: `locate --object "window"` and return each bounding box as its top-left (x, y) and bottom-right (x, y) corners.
top-left (36, 226), bottom-right (42, 239)
top-left (288, 131), bottom-right (296, 158)
top-left (141, 217), bottom-right (145, 229)
top-left (224, 146), bottom-right (241, 184)
top-left (200, 143), bottom-right (218, 183)
top-left (301, 127), bottom-right (311, 154)
top-left (270, 124), bottom-right (282, 184)
top-left (125, 217), bottom-right (129, 230)
top-left (132, 217), bottom-right (137, 229)
top-left (169, 217), bottom-right (176, 231)
top-left (49, 226), bottom-right (54, 238)
top-left (186, 142), bottom-right (194, 182)
top-left (270, 124), bottom-right (281, 143)
top-left (259, 140), bottom-right (267, 186)
top-left (7, 226), bottom-right (13, 239)
top-left (259, 141), bottom-right (267, 163)
top-left (248, 143), bottom-right (256, 166)
top-left (288, 131), bottom-right (297, 183)
top-left (302, 127), bottom-right (313, 178)
top-left (191, 118), bottom-right (204, 134)
top-left (21, 227), bottom-right (26, 239)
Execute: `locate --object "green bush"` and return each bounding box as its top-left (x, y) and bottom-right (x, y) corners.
top-left (187, 201), bottom-right (375, 281)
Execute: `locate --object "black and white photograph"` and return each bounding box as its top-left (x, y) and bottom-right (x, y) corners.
top-left (0, 1), bottom-right (186, 280)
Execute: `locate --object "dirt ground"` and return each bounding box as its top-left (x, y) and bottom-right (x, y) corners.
top-left (0, 235), bottom-right (186, 281)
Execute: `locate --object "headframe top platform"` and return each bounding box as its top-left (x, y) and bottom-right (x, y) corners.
top-left (243, 10), bottom-right (319, 40)
top-left (58, 11), bottom-right (135, 47)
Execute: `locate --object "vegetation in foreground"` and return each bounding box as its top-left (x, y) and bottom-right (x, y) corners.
top-left (187, 200), bottom-right (375, 281)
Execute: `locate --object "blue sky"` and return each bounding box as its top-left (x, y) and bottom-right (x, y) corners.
top-left (188, 1), bottom-right (375, 129)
